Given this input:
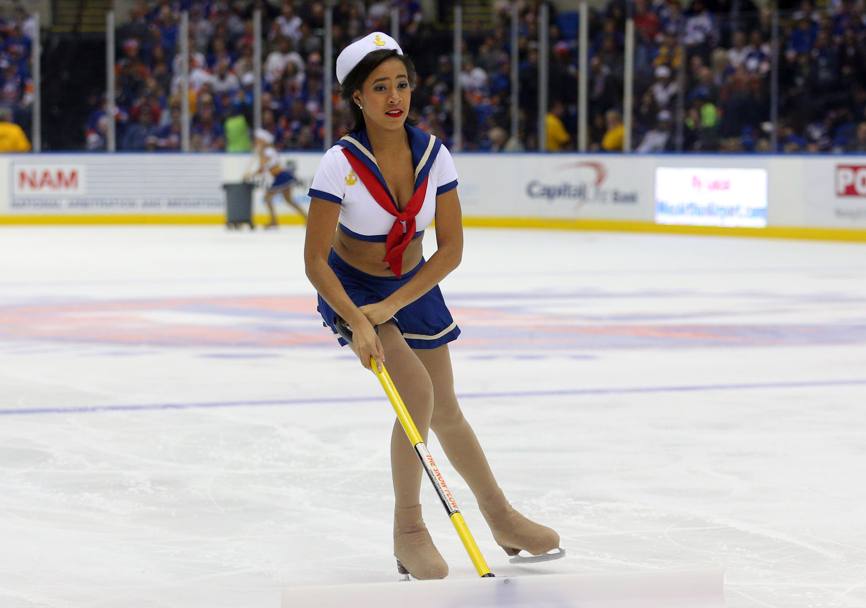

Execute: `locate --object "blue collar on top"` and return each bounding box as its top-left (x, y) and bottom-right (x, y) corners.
top-left (336, 124), bottom-right (441, 209)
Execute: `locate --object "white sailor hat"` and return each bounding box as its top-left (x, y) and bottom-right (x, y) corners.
top-left (336, 32), bottom-right (403, 85)
top-left (254, 128), bottom-right (274, 144)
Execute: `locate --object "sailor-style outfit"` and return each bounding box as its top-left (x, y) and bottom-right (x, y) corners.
top-left (253, 128), bottom-right (295, 194)
top-left (262, 146), bottom-right (296, 194)
top-left (308, 124), bottom-right (461, 349)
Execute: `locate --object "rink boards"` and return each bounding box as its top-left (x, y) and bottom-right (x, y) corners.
top-left (0, 153), bottom-right (865, 240)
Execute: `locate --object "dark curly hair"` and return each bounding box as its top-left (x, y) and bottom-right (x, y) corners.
top-left (340, 49), bottom-right (417, 131)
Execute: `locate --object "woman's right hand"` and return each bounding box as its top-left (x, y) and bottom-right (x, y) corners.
top-left (352, 317), bottom-right (385, 371)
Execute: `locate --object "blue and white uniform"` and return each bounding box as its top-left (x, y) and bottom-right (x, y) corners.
top-left (261, 146), bottom-right (295, 193)
top-left (308, 124), bottom-right (461, 349)
top-left (308, 126), bottom-right (458, 243)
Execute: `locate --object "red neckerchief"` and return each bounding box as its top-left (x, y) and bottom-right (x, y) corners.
top-left (341, 148), bottom-right (428, 278)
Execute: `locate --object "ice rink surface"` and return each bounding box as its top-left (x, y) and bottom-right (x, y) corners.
top-left (0, 226), bottom-right (864, 608)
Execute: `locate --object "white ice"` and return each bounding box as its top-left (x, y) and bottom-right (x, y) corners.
top-left (0, 226), bottom-right (864, 608)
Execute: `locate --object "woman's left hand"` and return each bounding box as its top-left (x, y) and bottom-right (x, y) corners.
top-left (359, 301), bottom-right (397, 327)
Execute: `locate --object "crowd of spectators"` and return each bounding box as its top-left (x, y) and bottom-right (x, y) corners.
top-left (487, 0), bottom-right (866, 154)
top-left (0, 3), bottom-right (35, 149)
top-left (15, 0), bottom-right (866, 154)
top-left (622, 0), bottom-right (866, 153)
top-left (86, 0), bottom-right (426, 152)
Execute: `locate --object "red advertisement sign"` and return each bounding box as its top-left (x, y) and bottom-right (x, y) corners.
top-left (835, 165), bottom-right (866, 198)
top-left (14, 164), bottom-right (86, 195)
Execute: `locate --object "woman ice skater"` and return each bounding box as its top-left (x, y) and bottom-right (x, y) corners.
top-left (246, 128), bottom-right (305, 227)
top-left (303, 32), bottom-right (560, 579)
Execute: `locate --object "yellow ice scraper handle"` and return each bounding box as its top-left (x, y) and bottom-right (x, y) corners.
top-left (372, 359), bottom-right (494, 578)
top-left (332, 316), bottom-right (493, 577)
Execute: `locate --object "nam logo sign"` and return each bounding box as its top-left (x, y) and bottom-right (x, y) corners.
top-left (13, 164), bottom-right (86, 195)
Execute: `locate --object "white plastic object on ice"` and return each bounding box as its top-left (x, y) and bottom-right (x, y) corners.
top-left (282, 569), bottom-right (726, 608)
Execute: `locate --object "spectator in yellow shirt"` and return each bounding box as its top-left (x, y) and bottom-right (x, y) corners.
top-left (0, 107), bottom-right (31, 153)
top-left (545, 100), bottom-right (571, 152)
top-left (601, 109), bottom-right (624, 152)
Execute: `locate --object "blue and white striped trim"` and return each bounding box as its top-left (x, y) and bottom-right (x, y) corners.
top-left (308, 188), bottom-right (343, 204)
top-left (339, 126), bottom-right (441, 198)
top-left (401, 322), bottom-right (461, 349)
top-left (436, 180), bottom-right (458, 196)
top-left (401, 322), bottom-right (457, 342)
top-left (412, 134), bottom-right (439, 190)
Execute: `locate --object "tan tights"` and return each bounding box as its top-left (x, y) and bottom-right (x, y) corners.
top-left (374, 323), bottom-right (503, 511)
top-left (364, 323), bottom-right (559, 576)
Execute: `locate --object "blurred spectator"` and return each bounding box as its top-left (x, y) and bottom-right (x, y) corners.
top-left (487, 126), bottom-right (509, 152)
top-left (0, 7), bottom-right (34, 146)
top-left (156, 105), bottom-right (182, 151)
top-left (86, 115), bottom-right (110, 151)
top-left (777, 122), bottom-right (807, 152)
top-left (265, 37), bottom-right (304, 85)
top-left (637, 110), bottom-right (674, 152)
top-left (789, 13), bottom-right (817, 55)
top-left (654, 34), bottom-right (684, 71)
top-left (602, 109), bottom-right (624, 151)
top-left (718, 67), bottom-right (764, 139)
top-left (121, 103), bottom-right (159, 150)
top-left (545, 100), bottom-right (571, 151)
top-left (272, 2), bottom-right (302, 44)
top-left (689, 65), bottom-right (720, 103)
top-left (847, 122), bottom-right (866, 153)
top-left (651, 65), bottom-right (679, 110)
top-left (189, 5), bottom-right (214, 51)
top-left (0, 105), bottom-right (30, 152)
top-left (460, 59), bottom-right (488, 96)
top-left (191, 103), bottom-right (224, 152)
top-left (225, 102), bottom-right (252, 152)
top-left (212, 58), bottom-right (241, 96)
top-left (589, 56), bottom-right (619, 124)
top-left (744, 30), bottom-right (771, 75)
top-left (693, 95), bottom-right (721, 149)
top-left (233, 42), bottom-right (256, 83)
top-left (684, 0), bottom-right (719, 61)
top-left (727, 31), bottom-right (750, 69)
top-left (634, 0), bottom-right (661, 41)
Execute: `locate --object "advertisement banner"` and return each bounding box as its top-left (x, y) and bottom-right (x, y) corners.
top-left (803, 159), bottom-right (866, 227)
top-left (7, 156), bottom-right (224, 215)
top-left (14, 164), bottom-right (87, 196)
top-left (1, 153), bottom-right (863, 239)
top-left (654, 167), bottom-right (768, 227)
top-left (455, 155), bottom-right (653, 221)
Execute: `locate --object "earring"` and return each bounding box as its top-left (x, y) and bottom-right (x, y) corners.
top-left (357, 103), bottom-right (363, 110)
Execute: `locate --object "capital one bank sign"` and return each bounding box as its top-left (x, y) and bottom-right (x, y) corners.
top-left (13, 164), bottom-right (86, 196)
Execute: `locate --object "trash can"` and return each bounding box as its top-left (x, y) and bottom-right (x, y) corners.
top-left (222, 182), bottom-right (255, 229)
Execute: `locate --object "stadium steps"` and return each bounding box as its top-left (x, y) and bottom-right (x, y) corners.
top-left (50, 0), bottom-right (110, 33)
top-left (80, 0), bottom-right (111, 33)
top-left (50, 0), bottom-right (79, 32)
top-left (451, 0), bottom-right (495, 31)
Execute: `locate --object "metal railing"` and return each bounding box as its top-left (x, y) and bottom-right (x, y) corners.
top-left (9, 2), bottom-right (864, 154)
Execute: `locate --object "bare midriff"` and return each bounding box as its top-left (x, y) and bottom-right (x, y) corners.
top-left (333, 229), bottom-right (424, 277)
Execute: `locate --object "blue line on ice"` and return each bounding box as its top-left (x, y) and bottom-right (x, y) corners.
top-left (2, 378), bottom-right (865, 417)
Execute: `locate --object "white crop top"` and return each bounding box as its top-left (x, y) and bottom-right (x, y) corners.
top-left (261, 146), bottom-right (282, 171)
top-left (307, 126), bottom-right (459, 242)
